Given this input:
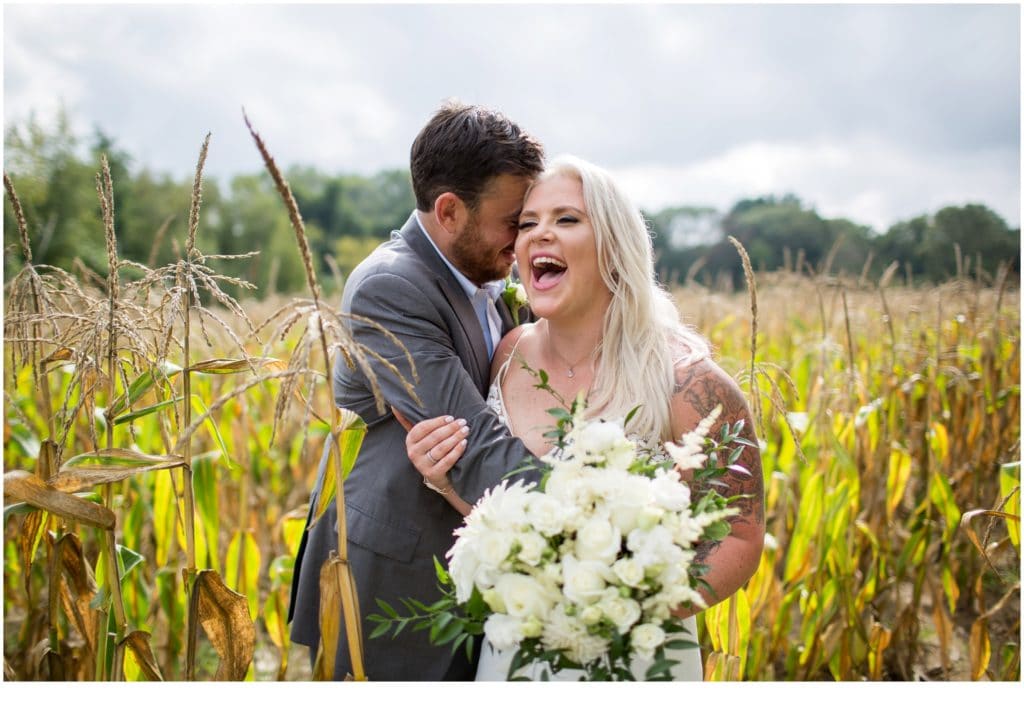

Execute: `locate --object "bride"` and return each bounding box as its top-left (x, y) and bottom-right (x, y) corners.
top-left (403, 155), bottom-right (765, 681)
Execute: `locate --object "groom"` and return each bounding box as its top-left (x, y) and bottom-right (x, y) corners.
top-left (288, 101), bottom-right (544, 680)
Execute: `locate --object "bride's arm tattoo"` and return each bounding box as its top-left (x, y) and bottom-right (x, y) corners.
top-left (674, 361), bottom-right (765, 563)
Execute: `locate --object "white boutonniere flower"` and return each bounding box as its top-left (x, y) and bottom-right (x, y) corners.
top-left (501, 278), bottom-right (529, 324)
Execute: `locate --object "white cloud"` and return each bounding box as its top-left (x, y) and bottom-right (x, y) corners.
top-left (3, 2), bottom-right (1019, 231)
top-left (613, 137), bottom-right (1020, 232)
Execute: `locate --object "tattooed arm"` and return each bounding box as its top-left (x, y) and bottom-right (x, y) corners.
top-left (669, 357), bottom-right (765, 619)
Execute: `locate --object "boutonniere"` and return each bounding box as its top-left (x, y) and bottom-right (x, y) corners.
top-left (501, 279), bottom-right (529, 325)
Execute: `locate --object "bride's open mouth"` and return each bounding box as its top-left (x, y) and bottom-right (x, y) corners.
top-left (531, 255), bottom-right (567, 291)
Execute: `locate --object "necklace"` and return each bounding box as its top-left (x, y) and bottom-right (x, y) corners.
top-left (547, 339), bottom-right (597, 379)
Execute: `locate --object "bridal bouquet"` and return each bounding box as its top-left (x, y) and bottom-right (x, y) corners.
top-left (371, 397), bottom-right (752, 681)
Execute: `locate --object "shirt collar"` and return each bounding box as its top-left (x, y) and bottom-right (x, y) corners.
top-left (414, 211), bottom-right (505, 301)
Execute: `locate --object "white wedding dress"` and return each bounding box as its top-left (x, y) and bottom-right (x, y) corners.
top-left (473, 357), bottom-right (704, 682)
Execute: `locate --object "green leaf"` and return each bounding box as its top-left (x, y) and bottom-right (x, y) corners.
top-left (116, 544), bottom-right (145, 582)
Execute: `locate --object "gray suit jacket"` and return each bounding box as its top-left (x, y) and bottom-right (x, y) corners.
top-left (289, 214), bottom-right (535, 680)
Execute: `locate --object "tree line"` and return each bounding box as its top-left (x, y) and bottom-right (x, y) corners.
top-left (4, 114), bottom-right (1019, 297)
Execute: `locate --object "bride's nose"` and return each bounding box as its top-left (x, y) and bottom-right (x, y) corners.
top-left (531, 224), bottom-right (554, 244)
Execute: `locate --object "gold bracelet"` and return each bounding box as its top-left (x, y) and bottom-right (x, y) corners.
top-left (423, 477), bottom-right (454, 496)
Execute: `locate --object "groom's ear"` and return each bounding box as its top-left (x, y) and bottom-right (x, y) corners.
top-left (434, 192), bottom-right (469, 236)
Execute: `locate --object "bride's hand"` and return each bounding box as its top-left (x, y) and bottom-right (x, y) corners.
top-left (401, 414), bottom-right (469, 490)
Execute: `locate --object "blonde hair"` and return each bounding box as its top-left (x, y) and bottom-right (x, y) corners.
top-left (535, 155), bottom-right (710, 444)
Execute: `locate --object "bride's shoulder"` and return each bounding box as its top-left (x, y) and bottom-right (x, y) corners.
top-left (490, 323), bottom-right (538, 382)
top-left (669, 353), bottom-right (751, 434)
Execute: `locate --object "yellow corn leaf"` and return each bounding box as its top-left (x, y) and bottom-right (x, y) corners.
top-left (48, 450), bottom-right (187, 493)
top-left (703, 650), bottom-right (724, 681)
top-left (19, 510), bottom-right (46, 593)
top-left (152, 469), bottom-right (177, 567)
top-left (315, 554), bottom-right (365, 681)
top-left (940, 564), bottom-right (959, 615)
top-left (929, 421), bottom-right (949, 464)
top-left (120, 630), bottom-right (164, 681)
top-left (4, 470), bottom-right (115, 530)
top-left (225, 530), bottom-right (261, 620)
top-left (784, 471), bottom-right (823, 582)
top-left (281, 506), bottom-right (309, 558)
top-left (928, 472), bottom-right (961, 545)
top-left (191, 569), bottom-right (255, 681)
top-left (868, 622), bottom-right (891, 680)
top-left (886, 446), bottom-right (912, 519)
top-left (264, 588), bottom-right (289, 651)
top-left (187, 357), bottom-right (287, 374)
top-left (969, 618), bottom-right (991, 680)
top-left (310, 409), bottom-right (367, 529)
top-left (1000, 462), bottom-right (1020, 546)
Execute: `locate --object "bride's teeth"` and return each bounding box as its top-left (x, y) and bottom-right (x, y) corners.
top-left (533, 256), bottom-right (566, 269)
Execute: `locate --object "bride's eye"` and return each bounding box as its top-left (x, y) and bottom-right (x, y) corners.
top-left (518, 221), bottom-right (536, 231)
top-left (557, 216), bottom-right (579, 225)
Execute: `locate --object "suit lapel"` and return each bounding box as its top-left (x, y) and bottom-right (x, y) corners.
top-left (399, 214), bottom-right (491, 390)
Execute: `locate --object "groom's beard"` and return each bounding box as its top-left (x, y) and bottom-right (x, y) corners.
top-left (449, 213), bottom-right (514, 286)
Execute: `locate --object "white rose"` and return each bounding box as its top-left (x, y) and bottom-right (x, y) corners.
top-left (482, 587), bottom-right (506, 614)
top-left (561, 555), bottom-right (609, 605)
top-left (515, 530), bottom-right (548, 567)
top-left (606, 474), bottom-right (652, 533)
top-left (521, 615), bottom-right (543, 638)
top-left (611, 557), bottom-right (645, 588)
top-left (636, 505), bottom-right (665, 531)
top-left (599, 593), bottom-right (642, 634)
top-left (577, 420), bottom-right (624, 454)
top-left (495, 573), bottom-right (556, 620)
top-left (627, 525), bottom-right (679, 568)
top-left (579, 605), bottom-right (603, 626)
top-left (575, 516), bottom-right (621, 564)
top-left (630, 623), bottom-right (666, 659)
top-left (651, 468), bottom-right (692, 511)
top-left (543, 464), bottom-right (585, 503)
top-left (526, 492), bottom-right (576, 537)
top-left (483, 613), bottom-right (525, 650)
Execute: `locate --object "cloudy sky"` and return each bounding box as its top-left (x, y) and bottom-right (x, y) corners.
top-left (4, 2), bottom-right (1020, 232)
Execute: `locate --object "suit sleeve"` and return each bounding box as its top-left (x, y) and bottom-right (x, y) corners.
top-left (341, 271), bottom-right (537, 504)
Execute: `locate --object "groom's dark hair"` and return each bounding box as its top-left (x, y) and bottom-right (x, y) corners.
top-left (410, 99), bottom-right (545, 212)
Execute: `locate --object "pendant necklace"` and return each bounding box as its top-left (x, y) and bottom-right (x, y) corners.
top-left (548, 340), bottom-right (597, 379)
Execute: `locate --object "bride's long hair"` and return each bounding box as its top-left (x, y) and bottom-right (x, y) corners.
top-left (536, 155), bottom-right (710, 444)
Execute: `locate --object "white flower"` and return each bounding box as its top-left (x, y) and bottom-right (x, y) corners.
top-left (561, 555), bottom-right (609, 605)
top-left (599, 591), bottom-right (642, 634)
top-left (630, 623), bottom-right (666, 659)
top-left (515, 531), bottom-right (548, 567)
top-left (526, 492), bottom-right (577, 537)
top-left (664, 405), bottom-right (721, 471)
top-left (611, 557), bottom-right (645, 588)
top-left (541, 605), bottom-right (609, 665)
top-left (650, 468), bottom-right (691, 511)
top-left (603, 473), bottom-right (652, 533)
top-left (472, 479), bottom-right (535, 530)
top-left (495, 573), bottom-right (557, 620)
top-left (575, 515), bottom-right (621, 564)
top-left (484, 613), bottom-right (526, 650)
top-left (579, 605), bottom-right (603, 626)
top-left (626, 525), bottom-right (679, 567)
top-left (476, 529), bottom-right (513, 568)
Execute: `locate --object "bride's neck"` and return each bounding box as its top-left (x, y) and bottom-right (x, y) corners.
top-left (542, 318), bottom-right (603, 367)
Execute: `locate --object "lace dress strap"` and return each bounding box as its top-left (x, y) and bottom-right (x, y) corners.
top-left (486, 328), bottom-right (530, 433)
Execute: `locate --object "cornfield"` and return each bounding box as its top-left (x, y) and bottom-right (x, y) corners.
top-left (3, 134), bottom-right (1020, 681)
